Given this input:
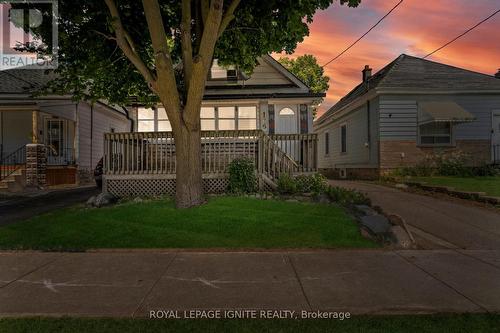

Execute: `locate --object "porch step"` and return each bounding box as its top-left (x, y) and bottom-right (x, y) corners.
top-left (0, 168), bottom-right (26, 193)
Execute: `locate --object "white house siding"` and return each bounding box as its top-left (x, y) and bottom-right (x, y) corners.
top-left (77, 102), bottom-right (129, 173)
top-left (379, 97), bottom-right (418, 141)
top-left (379, 94), bottom-right (500, 141)
top-left (316, 101), bottom-right (379, 170)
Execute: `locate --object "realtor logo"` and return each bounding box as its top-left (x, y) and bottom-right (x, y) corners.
top-left (0, 0), bottom-right (58, 70)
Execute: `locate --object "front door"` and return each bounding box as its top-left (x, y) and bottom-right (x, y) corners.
top-left (45, 119), bottom-right (66, 165)
top-left (275, 105), bottom-right (298, 134)
top-left (493, 111), bottom-right (500, 163)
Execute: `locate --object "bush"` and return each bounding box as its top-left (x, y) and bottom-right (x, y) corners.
top-left (277, 174), bottom-right (298, 194)
top-left (228, 158), bottom-right (257, 193)
top-left (326, 186), bottom-right (371, 206)
top-left (434, 151), bottom-right (471, 176)
top-left (295, 173), bottom-right (328, 194)
top-left (471, 165), bottom-right (499, 177)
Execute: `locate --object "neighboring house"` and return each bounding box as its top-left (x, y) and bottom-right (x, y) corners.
top-left (314, 54), bottom-right (500, 179)
top-left (104, 55), bottom-right (324, 197)
top-left (0, 67), bottom-right (131, 192)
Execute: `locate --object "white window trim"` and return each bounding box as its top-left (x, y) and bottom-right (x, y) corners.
top-left (417, 121), bottom-right (455, 147)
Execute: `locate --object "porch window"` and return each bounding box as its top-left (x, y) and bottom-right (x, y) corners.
top-left (419, 122), bottom-right (452, 146)
top-left (201, 107), bottom-right (216, 130)
top-left (341, 124), bottom-right (347, 153)
top-left (218, 106), bottom-right (236, 130)
top-left (237, 106), bottom-right (257, 130)
top-left (138, 107), bottom-right (172, 132)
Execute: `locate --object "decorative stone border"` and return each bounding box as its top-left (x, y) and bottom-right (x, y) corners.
top-left (404, 181), bottom-right (500, 205)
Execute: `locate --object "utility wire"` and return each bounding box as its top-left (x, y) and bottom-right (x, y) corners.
top-left (424, 8), bottom-right (500, 59)
top-left (321, 0), bottom-right (404, 68)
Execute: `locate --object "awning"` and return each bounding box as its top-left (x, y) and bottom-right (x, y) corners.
top-left (418, 102), bottom-right (475, 125)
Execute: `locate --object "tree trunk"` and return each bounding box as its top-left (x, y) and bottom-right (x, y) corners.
top-left (174, 122), bottom-right (204, 208)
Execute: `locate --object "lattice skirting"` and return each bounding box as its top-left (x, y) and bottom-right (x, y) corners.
top-left (105, 175), bottom-right (229, 197)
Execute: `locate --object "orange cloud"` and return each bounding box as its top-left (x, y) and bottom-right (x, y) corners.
top-left (277, 0), bottom-right (500, 117)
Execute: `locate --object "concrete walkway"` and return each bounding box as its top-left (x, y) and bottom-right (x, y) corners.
top-left (1, 249), bottom-right (500, 317)
top-left (0, 186), bottom-right (99, 226)
top-left (330, 181), bottom-right (500, 250)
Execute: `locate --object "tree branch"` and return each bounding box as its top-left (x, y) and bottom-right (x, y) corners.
top-left (142, 0), bottom-right (181, 127)
top-left (181, 0), bottom-right (193, 94)
top-left (103, 0), bottom-right (157, 92)
top-left (218, 0), bottom-right (240, 37)
top-left (184, 0), bottom-right (223, 130)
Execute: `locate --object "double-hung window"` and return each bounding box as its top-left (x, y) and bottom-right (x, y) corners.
top-left (340, 124), bottom-right (347, 153)
top-left (419, 122), bottom-right (452, 146)
top-left (137, 107), bottom-right (171, 132)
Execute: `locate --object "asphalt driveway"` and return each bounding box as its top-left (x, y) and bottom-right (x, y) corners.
top-left (0, 186), bottom-right (99, 226)
top-left (330, 181), bottom-right (500, 250)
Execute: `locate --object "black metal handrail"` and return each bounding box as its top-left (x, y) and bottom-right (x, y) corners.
top-left (0, 145), bottom-right (27, 181)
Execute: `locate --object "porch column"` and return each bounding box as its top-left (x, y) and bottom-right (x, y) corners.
top-left (32, 110), bottom-right (39, 143)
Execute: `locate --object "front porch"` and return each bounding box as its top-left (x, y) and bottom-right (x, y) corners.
top-left (103, 130), bottom-right (317, 197)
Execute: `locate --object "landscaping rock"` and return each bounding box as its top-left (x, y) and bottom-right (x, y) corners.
top-left (315, 193), bottom-right (331, 204)
top-left (395, 183), bottom-right (409, 190)
top-left (133, 197), bottom-right (144, 203)
top-left (354, 205), bottom-right (378, 216)
top-left (390, 225), bottom-right (414, 249)
top-left (86, 196), bottom-right (96, 207)
top-left (94, 192), bottom-right (118, 208)
top-left (359, 215), bottom-right (391, 235)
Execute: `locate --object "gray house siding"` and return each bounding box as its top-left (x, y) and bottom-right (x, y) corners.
top-left (378, 97), bottom-right (418, 141)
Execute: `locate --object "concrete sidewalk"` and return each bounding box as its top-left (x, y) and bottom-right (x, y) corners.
top-left (329, 181), bottom-right (500, 250)
top-left (1, 249), bottom-right (499, 317)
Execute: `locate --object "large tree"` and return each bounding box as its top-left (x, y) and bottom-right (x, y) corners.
top-left (14, 0), bottom-right (360, 208)
top-left (279, 54), bottom-right (330, 118)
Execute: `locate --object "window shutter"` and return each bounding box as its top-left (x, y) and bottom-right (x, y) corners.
top-left (268, 105), bottom-right (275, 135)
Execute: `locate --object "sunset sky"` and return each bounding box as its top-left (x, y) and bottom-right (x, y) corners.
top-left (279, 0), bottom-right (500, 116)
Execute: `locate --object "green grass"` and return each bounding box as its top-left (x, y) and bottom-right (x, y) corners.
top-left (1, 314), bottom-right (499, 333)
top-left (410, 176), bottom-right (500, 197)
top-left (0, 196), bottom-right (376, 250)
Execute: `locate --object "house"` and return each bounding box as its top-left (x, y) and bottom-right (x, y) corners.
top-left (103, 55), bottom-right (324, 197)
top-left (0, 67), bottom-right (132, 192)
top-left (314, 54), bottom-right (500, 179)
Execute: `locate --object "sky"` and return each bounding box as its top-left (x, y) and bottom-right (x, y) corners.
top-left (279, 0), bottom-right (500, 116)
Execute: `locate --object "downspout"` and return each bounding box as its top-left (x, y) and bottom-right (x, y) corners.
top-left (122, 106), bottom-right (134, 132)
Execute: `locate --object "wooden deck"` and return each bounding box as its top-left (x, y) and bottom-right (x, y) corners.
top-left (103, 130), bottom-right (317, 196)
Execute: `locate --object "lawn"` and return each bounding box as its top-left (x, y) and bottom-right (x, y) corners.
top-left (1, 314), bottom-right (499, 333)
top-left (0, 196), bottom-right (376, 250)
top-left (409, 176), bottom-right (500, 197)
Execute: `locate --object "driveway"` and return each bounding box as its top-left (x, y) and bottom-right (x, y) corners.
top-left (0, 186), bottom-right (99, 226)
top-left (330, 181), bottom-right (500, 250)
top-left (0, 249), bottom-right (499, 317)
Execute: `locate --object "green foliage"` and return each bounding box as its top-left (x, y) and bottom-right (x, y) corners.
top-left (295, 173), bottom-right (328, 194)
top-left (392, 151), bottom-right (498, 178)
top-left (326, 186), bottom-right (371, 206)
top-left (228, 158), bottom-right (257, 193)
top-left (277, 174), bottom-right (298, 195)
top-left (278, 55), bottom-right (330, 117)
top-left (12, 0), bottom-right (360, 105)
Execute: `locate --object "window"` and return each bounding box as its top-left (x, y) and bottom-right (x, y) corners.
top-left (341, 124), bottom-right (347, 153)
top-left (201, 107), bottom-right (216, 130)
top-left (138, 107), bottom-right (171, 132)
top-left (324, 132), bottom-right (330, 155)
top-left (419, 122), bottom-right (452, 145)
top-left (279, 107), bottom-right (295, 116)
top-left (218, 106), bottom-right (236, 130)
top-left (238, 106), bottom-right (257, 130)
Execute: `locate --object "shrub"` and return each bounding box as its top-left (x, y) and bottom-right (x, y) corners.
top-left (434, 151), bottom-right (471, 176)
top-left (228, 158), bottom-right (257, 193)
top-left (295, 173), bottom-right (328, 194)
top-left (471, 165), bottom-right (499, 177)
top-left (277, 174), bottom-right (298, 194)
top-left (326, 186), bottom-right (371, 206)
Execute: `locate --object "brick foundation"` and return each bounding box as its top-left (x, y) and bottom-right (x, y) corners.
top-left (320, 168), bottom-right (379, 180)
top-left (379, 140), bottom-right (491, 170)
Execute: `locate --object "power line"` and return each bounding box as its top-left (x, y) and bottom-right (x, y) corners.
top-left (321, 0), bottom-right (404, 68)
top-left (424, 8), bottom-right (500, 59)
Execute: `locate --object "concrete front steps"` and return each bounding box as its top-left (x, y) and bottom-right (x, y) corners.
top-left (0, 168), bottom-right (26, 193)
